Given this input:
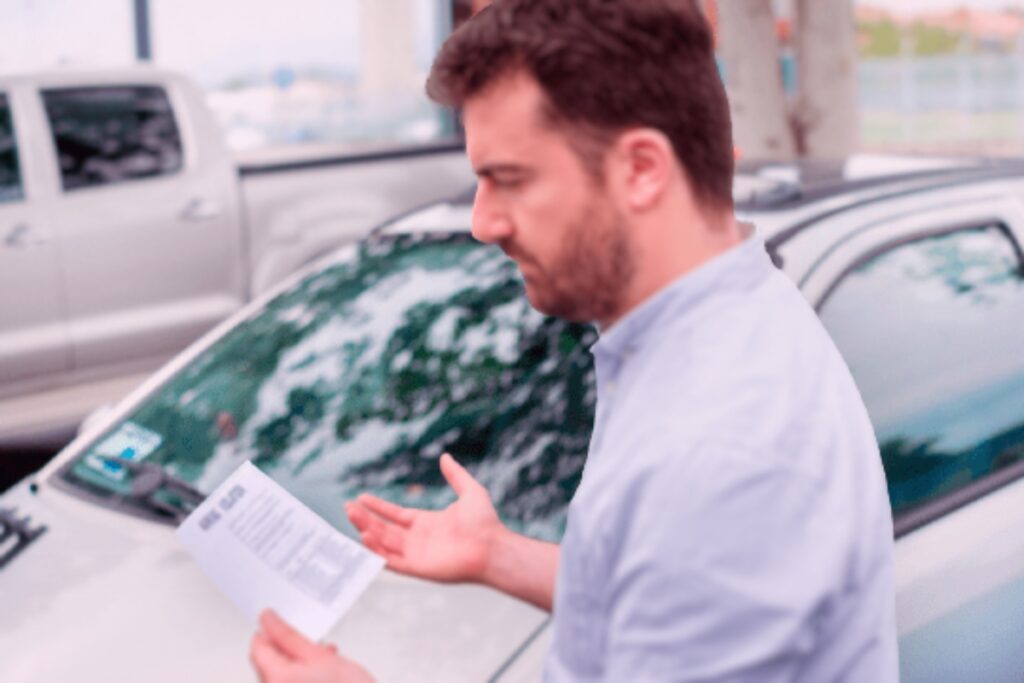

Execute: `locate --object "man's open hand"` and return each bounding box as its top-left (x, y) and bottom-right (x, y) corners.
top-left (345, 453), bottom-right (504, 583)
top-left (250, 610), bottom-right (373, 683)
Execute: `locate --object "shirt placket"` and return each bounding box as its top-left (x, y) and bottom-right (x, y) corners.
top-left (588, 350), bottom-right (623, 461)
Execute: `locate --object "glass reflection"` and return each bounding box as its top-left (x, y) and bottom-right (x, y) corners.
top-left (42, 86), bottom-right (183, 191)
top-left (63, 234), bottom-right (596, 542)
top-left (819, 226), bottom-right (1024, 515)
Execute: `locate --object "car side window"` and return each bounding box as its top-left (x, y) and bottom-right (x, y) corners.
top-left (818, 225), bottom-right (1024, 519)
top-left (0, 93), bottom-right (24, 203)
top-left (42, 86), bottom-right (183, 191)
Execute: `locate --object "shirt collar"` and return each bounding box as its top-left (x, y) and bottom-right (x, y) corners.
top-left (592, 230), bottom-right (774, 364)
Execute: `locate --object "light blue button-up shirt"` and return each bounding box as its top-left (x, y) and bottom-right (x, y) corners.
top-left (543, 232), bottom-right (898, 682)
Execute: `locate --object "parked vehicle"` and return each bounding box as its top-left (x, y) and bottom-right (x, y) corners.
top-left (0, 66), bottom-right (473, 444)
top-left (2, 155), bottom-right (1023, 682)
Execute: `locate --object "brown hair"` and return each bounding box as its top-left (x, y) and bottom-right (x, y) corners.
top-left (451, 0), bottom-right (473, 28)
top-left (428, 0), bottom-right (734, 210)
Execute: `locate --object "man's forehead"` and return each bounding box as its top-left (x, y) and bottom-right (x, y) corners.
top-left (464, 71), bottom-right (552, 165)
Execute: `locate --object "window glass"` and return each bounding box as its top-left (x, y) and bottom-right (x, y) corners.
top-left (0, 94), bottom-right (24, 203)
top-left (150, 0), bottom-right (456, 151)
top-left (42, 86), bottom-right (183, 191)
top-left (818, 226), bottom-right (1024, 517)
top-left (61, 233), bottom-right (596, 542)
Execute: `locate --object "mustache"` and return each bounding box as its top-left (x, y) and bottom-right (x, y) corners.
top-left (498, 239), bottom-right (536, 268)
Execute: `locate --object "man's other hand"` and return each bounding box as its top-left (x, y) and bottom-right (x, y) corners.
top-left (250, 610), bottom-right (373, 683)
top-left (345, 453), bottom-right (504, 583)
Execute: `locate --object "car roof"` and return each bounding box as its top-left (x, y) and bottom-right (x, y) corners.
top-left (379, 155), bottom-right (1024, 250)
top-left (377, 196), bottom-right (475, 237)
top-left (0, 64), bottom-right (186, 89)
top-left (732, 154), bottom-right (1022, 211)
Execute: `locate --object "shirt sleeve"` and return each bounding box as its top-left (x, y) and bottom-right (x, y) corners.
top-left (600, 438), bottom-right (852, 682)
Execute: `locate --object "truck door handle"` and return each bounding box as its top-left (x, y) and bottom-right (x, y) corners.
top-left (180, 198), bottom-right (224, 222)
top-left (3, 223), bottom-right (48, 249)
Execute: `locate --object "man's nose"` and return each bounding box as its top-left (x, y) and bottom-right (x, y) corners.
top-left (471, 184), bottom-right (514, 244)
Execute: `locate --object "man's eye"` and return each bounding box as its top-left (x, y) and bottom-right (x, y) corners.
top-left (495, 177), bottom-right (524, 189)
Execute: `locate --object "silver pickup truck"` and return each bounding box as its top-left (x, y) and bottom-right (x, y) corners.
top-left (0, 66), bottom-right (473, 443)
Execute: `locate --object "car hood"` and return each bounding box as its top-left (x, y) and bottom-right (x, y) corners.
top-left (0, 481), bottom-right (547, 683)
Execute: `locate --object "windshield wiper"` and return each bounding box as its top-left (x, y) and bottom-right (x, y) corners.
top-left (107, 457), bottom-right (206, 525)
top-left (0, 508), bottom-right (47, 570)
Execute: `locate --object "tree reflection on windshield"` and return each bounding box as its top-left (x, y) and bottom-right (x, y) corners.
top-left (64, 233), bottom-right (596, 541)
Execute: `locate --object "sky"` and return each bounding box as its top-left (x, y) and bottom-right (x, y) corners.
top-left (4, 1), bottom-right (1024, 81)
top-left (0, 0), bottom-right (134, 73)
top-left (151, 0), bottom-right (361, 85)
top-left (0, 0), bottom-right (444, 84)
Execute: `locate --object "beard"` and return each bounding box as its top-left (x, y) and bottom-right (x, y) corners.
top-left (509, 196), bottom-right (635, 324)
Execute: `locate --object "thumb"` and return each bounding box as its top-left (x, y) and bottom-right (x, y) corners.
top-left (250, 632), bottom-right (294, 681)
top-left (439, 453), bottom-right (480, 497)
top-left (259, 609), bottom-right (326, 662)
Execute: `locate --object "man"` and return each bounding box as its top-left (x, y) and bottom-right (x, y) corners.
top-left (250, 1), bottom-right (898, 681)
top-left (454, 0), bottom-right (494, 27)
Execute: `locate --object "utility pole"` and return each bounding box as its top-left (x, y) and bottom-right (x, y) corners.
top-left (134, 0), bottom-right (151, 61)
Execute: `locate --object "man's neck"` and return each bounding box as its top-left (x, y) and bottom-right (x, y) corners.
top-left (599, 208), bottom-right (743, 330)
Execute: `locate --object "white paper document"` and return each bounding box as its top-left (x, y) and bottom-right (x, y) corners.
top-left (176, 461), bottom-right (384, 640)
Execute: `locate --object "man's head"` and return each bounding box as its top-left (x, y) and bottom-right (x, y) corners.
top-left (428, 0), bottom-right (735, 326)
top-left (452, 0), bottom-right (493, 28)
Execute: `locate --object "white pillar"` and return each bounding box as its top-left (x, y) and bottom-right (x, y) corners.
top-left (359, 0), bottom-right (420, 101)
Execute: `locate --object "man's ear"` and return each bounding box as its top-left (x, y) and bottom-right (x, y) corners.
top-left (609, 128), bottom-right (674, 212)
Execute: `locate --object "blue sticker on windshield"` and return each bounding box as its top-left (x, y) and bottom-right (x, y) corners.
top-left (85, 421), bottom-right (164, 481)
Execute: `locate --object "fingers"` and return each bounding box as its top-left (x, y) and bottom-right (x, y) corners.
top-left (348, 520), bottom-right (418, 576)
top-left (345, 500), bottom-right (372, 533)
top-left (350, 533), bottom-right (409, 574)
top-left (372, 548), bottom-right (418, 576)
top-left (439, 453), bottom-right (479, 497)
top-left (259, 609), bottom-right (325, 662)
top-left (250, 632), bottom-right (292, 682)
top-left (360, 526), bottom-right (405, 557)
top-left (355, 529), bottom-right (389, 558)
top-left (352, 494), bottom-right (414, 528)
top-left (347, 502), bottom-right (407, 556)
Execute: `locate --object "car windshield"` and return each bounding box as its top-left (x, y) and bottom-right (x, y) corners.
top-left (57, 232), bottom-right (597, 542)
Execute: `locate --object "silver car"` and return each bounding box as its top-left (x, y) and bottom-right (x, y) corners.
top-left (2, 155), bottom-right (1024, 682)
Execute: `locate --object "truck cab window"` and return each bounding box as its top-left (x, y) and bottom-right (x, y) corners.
top-left (818, 225), bottom-right (1024, 519)
top-left (0, 94), bottom-right (24, 203)
top-left (42, 86), bottom-right (183, 191)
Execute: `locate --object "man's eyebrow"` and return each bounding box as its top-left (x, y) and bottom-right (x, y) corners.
top-left (475, 163), bottom-right (532, 179)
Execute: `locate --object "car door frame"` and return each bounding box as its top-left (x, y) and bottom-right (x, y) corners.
top-left (0, 79), bottom-right (72, 397)
top-left (31, 74), bottom-right (246, 375)
top-left (791, 183), bottom-right (1024, 639)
